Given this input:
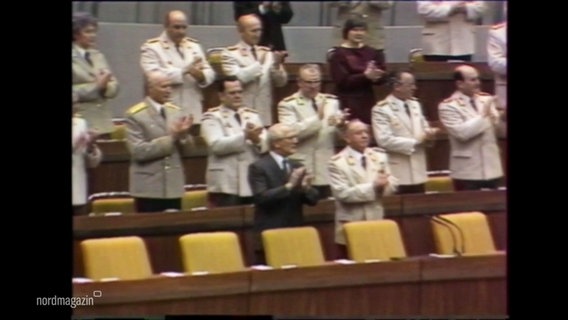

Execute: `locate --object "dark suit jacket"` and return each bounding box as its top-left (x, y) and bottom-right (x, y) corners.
top-left (328, 45), bottom-right (387, 125)
top-left (248, 153), bottom-right (319, 249)
top-left (234, 1), bottom-right (293, 51)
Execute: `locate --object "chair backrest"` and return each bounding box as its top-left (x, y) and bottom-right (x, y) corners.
top-left (181, 190), bottom-right (208, 210)
top-left (344, 220), bottom-right (407, 262)
top-left (431, 212), bottom-right (496, 255)
top-left (81, 236), bottom-right (153, 281)
top-left (425, 176), bottom-right (454, 193)
top-left (262, 227), bottom-right (325, 268)
top-left (110, 124), bottom-right (127, 140)
top-left (179, 232), bottom-right (246, 274)
top-left (91, 198), bottom-right (135, 215)
top-left (409, 48), bottom-right (424, 64)
top-left (206, 48), bottom-right (225, 78)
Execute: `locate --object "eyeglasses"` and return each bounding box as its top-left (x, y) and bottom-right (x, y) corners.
top-left (171, 25), bottom-right (187, 30)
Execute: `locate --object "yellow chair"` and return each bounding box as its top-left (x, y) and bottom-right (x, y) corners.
top-left (431, 212), bottom-right (496, 255)
top-left (409, 48), bottom-right (424, 64)
top-left (344, 220), bottom-right (407, 262)
top-left (425, 176), bottom-right (454, 193)
top-left (81, 236), bottom-right (153, 281)
top-left (91, 198), bottom-right (135, 215)
top-left (179, 232), bottom-right (246, 274)
top-left (110, 124), bottom-right (127, 140)
top-left (262, 227), bottom-right (325, 268)
top-left (181, 190), bottom-right (208, 210)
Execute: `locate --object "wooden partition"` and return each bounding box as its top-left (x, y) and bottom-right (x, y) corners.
top-left (74, 190), bottom-right (506, 277)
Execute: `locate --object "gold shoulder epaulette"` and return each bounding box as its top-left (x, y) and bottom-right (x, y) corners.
top-left (372, 147), bottom-right (386, 153)
top-left (257, 46), bottom-right (270, 51)
top-left (477, 92), bottom-right (491, 96)
top-left (126, 103), bottom-right (148, 116)
top-left (227, 45), bottom-right (239, 51)
top-left (165, 102), bottom-right (181, 110)
top-left (442, 97), bottom-right (454, 103)
top-left (491, 22), bottom-right (505, 30)
top-left (377, 100), bottom-right (389, 107)
top-left (145, 38), bottom-right (160, 44)
top-left (283, 96), bottom-right (295, 102)
top-left (410, 97), bottom-right (418, 101)
top-left (324, 93), bottom-right (338, 99)
top-left (244, 107), bottom-right (258, 113)
top-left (185, 37), bottom-right (199, 43)
top-left (207, 106), bottom-right (221, 112)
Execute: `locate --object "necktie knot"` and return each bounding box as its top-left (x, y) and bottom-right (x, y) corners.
top-left (361, 156), bottom-right (367, 169)
top-left (282, 159), bottom-right (289, 173)
top-left (403, 103), bottom-right (411, 117)
top-left (234, 112), bottom-right (242, 125)
top-left (470, 98), bottom-right (478, 112)
top-left (311, 98), bottom-right (318, 112)
top-left (251, 46), bottom-right (258, 60)
top-left (159, 107), bottom-right (166, 119)
top-left (176, 44), bottom-right (184, 59)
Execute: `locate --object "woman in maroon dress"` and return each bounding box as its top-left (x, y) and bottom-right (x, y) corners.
top-left (328, 18), bottom-right (387, 125)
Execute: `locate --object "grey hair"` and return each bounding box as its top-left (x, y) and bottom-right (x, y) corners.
top-left (267, 123), bottom-right (294, 146)
top-left (299, 64), bottom-right (322, 75)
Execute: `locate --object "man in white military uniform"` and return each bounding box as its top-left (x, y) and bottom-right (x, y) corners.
top-left (201, 76), bottom-right (269, 207)
top-left (278, 64), bottom-right (349, 199)
top-left (438, 65), bottom-right (503, 191)
top-left (328, 120), bottom-right (398, 257)
top-left (372, 70), bottom-right (439, 194)
top-left (140, 10), bottom-right (215, 120)
top-left (417, 1), bottom-right (486, 61)
top-left (487, 21), bottom-right (507, 138)
top-left (220, 14), bottom-right (288, 125)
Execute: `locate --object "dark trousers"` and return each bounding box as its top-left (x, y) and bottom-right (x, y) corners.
top-left (397, 183), bottom-right (426, 195)
top-left (73, 204), bottom-right (89, 216)
top-left (453, 178), bottom-right (500, 191)
top-left (208, 193), bottom-right (253, 208)
top-left (135, 197), bottom-right (181, 213)
top-left (423, 54), bottom-right (472, 62)
top-left (313, 185), bottom-right (332, 200)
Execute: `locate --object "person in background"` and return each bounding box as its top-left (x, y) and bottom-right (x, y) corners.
top-left (140, 10), bottom-right (215, 121)
top-left (72, 12), bottom-right (119, 138)
top-left (417, 1), bottom-right (487, 62)
top-left (438, 65), bottom-right (503, 191)
top-left (371, 70), bottom-right (439, 194)
top-left (328, 18), bottom-right (387, 126)
top-left (72, 92), bottom-right (102, 216)
top-left (277, 64), bottom-right (349, 199)
top-left (234, 1), bottom-right (293, 53)
top-left (124, 71), bottom-right (195, 213)
top-left (201, 76), bottom-right (268, 207)
top-left (487, 9), bottom-right (507, 138)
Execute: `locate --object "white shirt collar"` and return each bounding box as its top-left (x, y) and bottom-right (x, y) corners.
top-left (346, 146), bottom-right (365, 162)
top-left (73, 44), bottom-right (87, 58)
top-left (270, 151), bottom-right (287, 169)
top-left (147, 97), bottom-right (163, 114)
top-left (391, 95), bottom-right (408, 108)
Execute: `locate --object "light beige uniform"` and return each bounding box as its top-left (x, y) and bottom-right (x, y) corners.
top-left (438, 91), bottom-right (503, 181)
top-left (200, 105), bottom-right (268, 197)
top-left (72, 117), bottom-right (102, 205)
top-left (328, 146), bottom-right (398, 244)
top-left (277, 92), bottom-right (341, 186)
top-left (371, 95), bottom-right (431, 186)
top-left (140, 32), bottom-right (215, 121)
top-left (220, 41), bottom-right (287, 124)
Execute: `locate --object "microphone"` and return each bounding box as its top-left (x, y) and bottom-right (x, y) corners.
top-left (436, 215), bottom-right (466, 254)
top-left (431, 216), bottom-right (462, 256)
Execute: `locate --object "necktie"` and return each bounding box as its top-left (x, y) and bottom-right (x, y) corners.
top-left (84, 52), bottom-right (93, 66)
top-left (311, 98), bottom-right (318, 112)
top-left (470, 98), bottom-right (478, 112)
top-left (251, 46), bottom-right (258, 60)
top-left (282, 159), bottom-right (289, 174)
top-left (404, 103), bottom-right (411, 117)
top-left (361, 156), bottom-right (367, 169)
top-left (176, 44), bottom-right (184, 59)
top-left (159, 107), bottom-right (166, 120)
top-left (234, 112), bottom-right (241, 125)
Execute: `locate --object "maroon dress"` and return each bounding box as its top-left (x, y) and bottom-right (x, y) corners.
top-left (328, 46), bottom-right (386, 124)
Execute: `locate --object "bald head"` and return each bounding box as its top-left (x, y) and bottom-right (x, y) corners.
top-left (453, 65), bottom-right (480, 96)
top-left (237, 14), bottom-right (262, 45)
top-left (164, 10), bottom-right (188, 44)
top-left (344, 120), bottom-right (370, 153)
top-left (268, 123), bottom-right (298, 156)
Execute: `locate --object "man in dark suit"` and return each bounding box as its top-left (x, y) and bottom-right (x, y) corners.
top-left (233, 1), bottom-right (294, 52)
top-left (248, 123), bottom-right (320, 264)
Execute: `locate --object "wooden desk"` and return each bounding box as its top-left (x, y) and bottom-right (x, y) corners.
top-left (74, 190), bottom-right (506, 278)
top-left (420, 253), bottom-right (507, 316)
top-left (73, 271), bottom-right (251, 316)
top-left (249, 261), bottom-right (421, 316)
